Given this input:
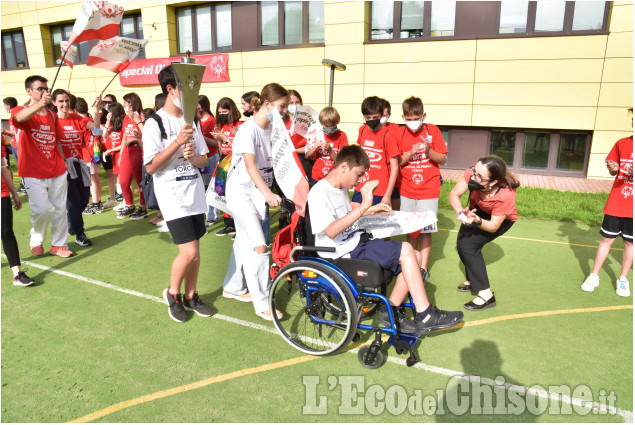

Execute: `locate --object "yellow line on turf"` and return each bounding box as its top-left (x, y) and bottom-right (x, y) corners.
top-left (68, 355), bottom-right (318, 423)
top-left (437, 228), bottom-right (624, 251)
top-left (438, 304), bottom-right (633, 332)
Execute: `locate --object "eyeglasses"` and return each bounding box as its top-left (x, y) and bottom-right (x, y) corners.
top-left (470, 166), bottom-right (490, 183)
top-left (102, 100), bottom-right (112, 104)
top-left (33, 87), bottom-right (49, 92)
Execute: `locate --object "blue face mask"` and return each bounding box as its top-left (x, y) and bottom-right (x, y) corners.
top-left (267, 107), bottom-right (274, 122)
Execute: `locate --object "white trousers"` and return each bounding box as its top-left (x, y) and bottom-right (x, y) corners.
top-left (224, 212), bottom-right (270, 313)
top-left (23, 173), bottom-right (69, 247)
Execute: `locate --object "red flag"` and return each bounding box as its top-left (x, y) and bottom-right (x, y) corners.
top-left (86, 37), bottom-right (148, 73)
top-left (67, 1), bottom-right (124, 46)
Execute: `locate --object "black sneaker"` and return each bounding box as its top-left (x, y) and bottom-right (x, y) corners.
top-left (163, 289), bottom-right (187, 322)
top-left (13, 271), bottom-right (35, 287)
top-left (215, 226), bottom-right (236, 236)
top-left (93, 202), bottom-right (103, 214)
top-left (421, 268), bottom-right (430, 284)
top-left (115, 193), bottom-right (123, 201)
top-left (415, 306), bottom-right (463, 333)
top-left (377, 305), bottom-right (417, 334)
top-left (117, 205), bottom-right (136, 219)
top-left (75, 232), bottom-right (93, 246)
top-left (82, 204), bottom-right (95, 215)
top-left (183, 292), bottom-right (215, 317)
top-left (129, 208), bottom-right (148, 220)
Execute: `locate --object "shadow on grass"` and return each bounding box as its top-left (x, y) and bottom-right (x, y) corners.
top-left (436, 339), bottom-right (536, 422)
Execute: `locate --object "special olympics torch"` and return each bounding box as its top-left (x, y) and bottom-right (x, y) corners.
top-left (172, 51), bottom-right (206, 141)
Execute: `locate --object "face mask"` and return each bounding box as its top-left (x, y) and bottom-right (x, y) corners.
top-left (267, 107), bottom-right (274, 122)
top-left (366, 119), bottom-right (380, 130)
top-left (468, 179), bottom-right (487, 191)
top-left (124, 106), bottom-right (130, 113)
top-left (172, 94), bottom-right (182, 111)
top-left (405, 121), bottom-right (423, 132)
top-left (323, 126), bottom-right (338, 136)
top-left (380, 116), bottom-right (388, 124)
top-left (287, 104), bottom-right (297, 115)
top-left (243, 111), bottom-right (253, 118)
top-left (218, 113), bottom-right (229, 123)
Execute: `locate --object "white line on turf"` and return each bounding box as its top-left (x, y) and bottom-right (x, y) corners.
top-left (3, 255), bottom-right (632, 422)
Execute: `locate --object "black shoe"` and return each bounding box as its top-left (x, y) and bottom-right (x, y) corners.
top-left (377, 305), bottom-right (417, 334)
top-left (75, 232), bottom-right (93, 246)
top-left (421, 268), bottom-right (430, 284)
top-left (457, 282), bottom-right (472, 292)
top-left (117, 205), bottom-right (136, 219)
top-left (415, 306), bottom-right (463, 333)
top-left (464, 294), bottom-right (496, 311)
top-left (129, 208), bottom-right (148, 220)
top-left (163, 289), bottom-right (187, 322)
top-left (13, 271), bottom-right (35, 287)
top-left (115, 193), bottom-right (123, 201)
top-left (82, 204), bottom-right (96, 215)
top-left (183, 292), bottom-right (215, 317)
top-left (215, 226), bottom-right (236, 236)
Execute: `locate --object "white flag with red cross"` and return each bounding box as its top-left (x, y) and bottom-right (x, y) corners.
top-left (59, 41), bottom-right (78, 68)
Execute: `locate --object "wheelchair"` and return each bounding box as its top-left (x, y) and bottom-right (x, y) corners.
top-left (268, 199), bottom-right (425, 369)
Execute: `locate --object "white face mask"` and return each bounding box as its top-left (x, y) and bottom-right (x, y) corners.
top-left (287, 104), bottom-right (297, 115)
top-left (405, 121), bottom-right (422, 132)
top-left (124, 106), bottom-right (130, 113)
top-left (380, 116), bottom-right (388, 124)
top-left (172, 94), bottom-right (182, 111)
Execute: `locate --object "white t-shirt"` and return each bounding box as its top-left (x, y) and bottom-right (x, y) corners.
top-left (226, 117), bottom-right (273, 220)
top-left (142, 109), bottom-right (209, 222)
top-left (308, 179), bottom-right (362, 259)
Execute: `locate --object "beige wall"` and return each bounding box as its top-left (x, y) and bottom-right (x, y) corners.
top-left (1, 1), bottom-right (632, 179)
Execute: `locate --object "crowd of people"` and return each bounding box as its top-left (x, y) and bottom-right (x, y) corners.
top-left (2, 72), bottom-right (632, 327)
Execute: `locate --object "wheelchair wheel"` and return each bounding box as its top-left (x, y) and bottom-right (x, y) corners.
top-left (269, 260), bottom-right (358, 356)
top-left (358, 345), bottom-right (386, 369)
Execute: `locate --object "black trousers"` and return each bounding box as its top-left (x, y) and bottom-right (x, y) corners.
top-left (1, 196), bottom-right (20, 268)
top-left (67, 162), bottom-right (90, 235)
top-left (456, 211), bottom-right (514, 292)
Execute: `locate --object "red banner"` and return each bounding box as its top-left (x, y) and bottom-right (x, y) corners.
top-left (118, 54), bottom-right (229, 86)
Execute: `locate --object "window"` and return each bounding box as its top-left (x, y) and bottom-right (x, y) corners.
top-left (119, 14), bottom-right (145, 58)
top-left (176, 3), bottom-right (232, 54)
top-left (51, 24), bottom-right (94, 65)
top-left (368, 1), bottom-right (609, 43)
top-left (523, 131), bottom-right (551, 169)
top-left (259, 1), bottom-right (324, 47)
top-left (557, 133), bottom-right (588, 171)
top-left (490, 130), bottom-right (516, 167)
top-left (1, 31), bottom-right (28, 70)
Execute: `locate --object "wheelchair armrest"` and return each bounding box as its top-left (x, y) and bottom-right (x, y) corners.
top-left (290, 245), bottom-right (335, 261)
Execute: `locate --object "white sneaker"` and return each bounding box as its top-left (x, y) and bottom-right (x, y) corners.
top-left (581, 274), bottom-right (599, 292)
top-left (102, 199), bottom-right (118, 209)
top-left (113, 202), bottom-right (126, 212)
top-left (155, 219), bottom-right (166, 227)
top-left (616, 277), bottom-right (630, 297)
top-left (157, 223), bottom-right (170, 233)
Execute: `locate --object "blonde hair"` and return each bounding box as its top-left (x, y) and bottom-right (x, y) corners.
top-left (319, 107), bottom-right (340, 127)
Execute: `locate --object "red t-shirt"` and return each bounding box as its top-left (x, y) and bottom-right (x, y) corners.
top-left (1, 144), bottom-right (9, 198)
top-left (104, 125), bottom-right (123, 173)
top-left (199, 115), bottom-right (217, 156)
top-left (57, 113), bottom-right (88, 159)
top-left (8, 108), bottom-right (17, 148)
top-left (398, 123), bottom-right (448, 199)
top-left (604, 136), bottom-right (633, 218)
top-left (217, 121), bottom-right (242, 156)
top-left (122, 116), bottom-right (141, 153)
top-left (285, 117), bottom-right (306, 149)
top-left (10, 106), bottom-right (66, 179)
top-left (354, 125), bottom-right (401, 197)
top-left (79, 115), bottom-right (95, 163)
top-left (310, 130), bottom-right (348, 182)
top-left (464, 169), bottom-right (518, 221)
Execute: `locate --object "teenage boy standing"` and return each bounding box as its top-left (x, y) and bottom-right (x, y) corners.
top-left (143, 65), bottom-right (215, 322)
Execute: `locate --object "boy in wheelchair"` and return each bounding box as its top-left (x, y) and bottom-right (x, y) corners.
top-left (307, 144), bottom-right (463, 334)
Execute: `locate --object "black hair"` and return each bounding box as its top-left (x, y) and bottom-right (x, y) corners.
top-left (24, 75), bottom-right (47, 89)
top-left (158, 65), bottom-right (177, 95)
top-left (3, 97), bottom-right (18, 109)
top-left (361, 96), bottom-right (383, 116)
top-left (75, 97), bottom-right (88, 114)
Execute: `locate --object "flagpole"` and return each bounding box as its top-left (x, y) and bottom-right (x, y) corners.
top-left (50, 49), bottom-right (68, 92)
top-left (92, 60), bottom-right (133, 107)
top-left (67, 67), bottom-right (74, 91)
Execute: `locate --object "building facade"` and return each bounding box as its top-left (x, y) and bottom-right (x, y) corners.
top-left (1, 1), bottom-right (632, 179)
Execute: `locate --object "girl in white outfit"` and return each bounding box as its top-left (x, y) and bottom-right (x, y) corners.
top-left (223, 83), bottom-right (288, 321)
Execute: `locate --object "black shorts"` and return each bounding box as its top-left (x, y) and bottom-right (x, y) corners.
top-left (349, 235), bottom-right (403, 276)
top-left (166, 213), bottom-right (206, 245)
top-left (600, 214), bottom-right (633, 241)
top-left (101, 155), bottom-right (113, 171)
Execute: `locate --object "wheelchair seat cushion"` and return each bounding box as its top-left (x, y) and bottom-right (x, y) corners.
top-left (348, 238), bottom-right (403, 276)
top-left (333, 258), bottom-right (394, 289)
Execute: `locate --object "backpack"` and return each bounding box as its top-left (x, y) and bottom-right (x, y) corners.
top-left (141, 113), bottom-right (166, 210)
top-left (269, 211), bottom-right (301, 280)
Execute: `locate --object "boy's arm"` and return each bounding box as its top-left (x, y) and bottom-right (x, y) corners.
top-left (13, 95), bottom-right (51, 123)
top-left (399, 143), bottom-right (422, 166)
top-left (426, 146), bottom-right (447, 165)
top-left (380, 157), bottom-right (399, 205)
top-left (323, 180), bottom-right (390, 239)
top-left (145, 123), bottom-right (194, 175)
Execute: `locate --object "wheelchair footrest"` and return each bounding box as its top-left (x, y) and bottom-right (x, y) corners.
top-left (388, 333), bottom-right (421, 367)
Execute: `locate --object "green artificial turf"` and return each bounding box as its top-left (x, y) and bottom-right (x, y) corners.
top-left (1, 167), bottom-right (632, 423)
